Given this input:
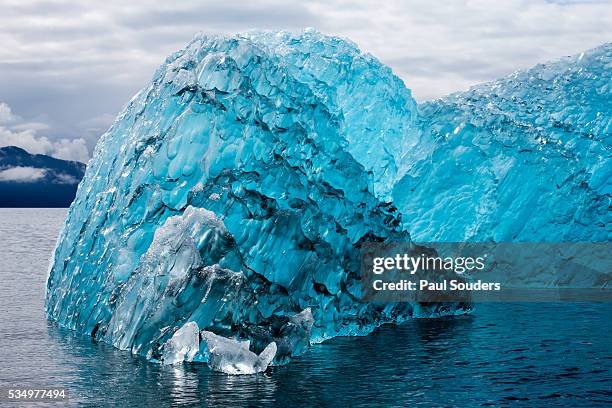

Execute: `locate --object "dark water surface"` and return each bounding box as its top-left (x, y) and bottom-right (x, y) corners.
top-left (0, 209), bottom-right (610, 407)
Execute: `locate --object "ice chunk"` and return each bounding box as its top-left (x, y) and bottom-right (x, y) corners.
top-left (201, 330), bottom-right (251, 352)
top-left (201, 331), bottom-right (277, 375)
top-left (239, 307), bottom-right (315, 364)
top-left (162, 321), bottom-right (200, 365)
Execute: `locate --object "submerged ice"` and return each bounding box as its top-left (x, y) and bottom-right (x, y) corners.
top-left (46, 30), bottom-right (610, 373)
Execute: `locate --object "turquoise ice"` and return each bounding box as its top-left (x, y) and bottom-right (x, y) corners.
top-left (46, 31), bottom-right (610, 371)
top-left (394, 44), bottom-right (611, 242)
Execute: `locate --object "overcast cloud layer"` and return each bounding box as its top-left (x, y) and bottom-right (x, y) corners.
top-left (1, 0), bottom-right (611, 161)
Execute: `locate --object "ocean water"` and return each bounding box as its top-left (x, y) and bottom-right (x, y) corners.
top-left (0, 208), bottom-right (610, 407)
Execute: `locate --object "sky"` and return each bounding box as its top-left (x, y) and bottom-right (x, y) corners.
top-left (0, 0), bottom-right (611, 162)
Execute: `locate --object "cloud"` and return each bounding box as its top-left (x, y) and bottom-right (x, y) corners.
top-left (0, 102), bottom-right (89, 163)
top-left (51, 138), bottom-right (90, 163)
top-left (0, 166), bottom-right (46, 182)
top-left (0, 102), bottom-right (17, 124)
top-left (11, 122), bottom-right (50, 131)
top-left (0, 0), bottom-right (610, 151)
top-left (53, 173), bottom-right (80, 184)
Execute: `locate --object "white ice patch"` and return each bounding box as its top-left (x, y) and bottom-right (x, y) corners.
top-left (162, 321), bottom-right (200, 365)
top-left (201, 331), bottom-right (277, 375)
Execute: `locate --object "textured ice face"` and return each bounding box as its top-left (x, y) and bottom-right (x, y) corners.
top-left (46, 30), bottom-right (461, 371)
top-left (243, 30), bottom-right (419, 199)
top-left (45, 30), bottom-right (609, 372)
top-left (394, 44), bottom-right (611, 242)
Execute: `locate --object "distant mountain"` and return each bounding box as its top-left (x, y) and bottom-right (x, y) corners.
top-left (0, 146), bottom-right (86, 207)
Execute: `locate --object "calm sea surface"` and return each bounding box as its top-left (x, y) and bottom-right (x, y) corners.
top-left (0, 208), bottom-right (610, 407)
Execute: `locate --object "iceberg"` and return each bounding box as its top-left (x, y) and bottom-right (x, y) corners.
top-left (46, 30), bottom-right (461, 372)
top-left (45, 30), bottom-right (610, 372)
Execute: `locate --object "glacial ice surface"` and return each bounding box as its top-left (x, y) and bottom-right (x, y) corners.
top-left (394, 44), bottom-right (611, 241)
top-left (46, 31), bottom-right (610, 372)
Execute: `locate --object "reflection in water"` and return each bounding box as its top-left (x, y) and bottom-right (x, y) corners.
top-left (204, 370), bottom-right (277, 407)
top-left (45, 324), bottom-right (283, 407)
top-left (166, 365), bottom-right (200, 406)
